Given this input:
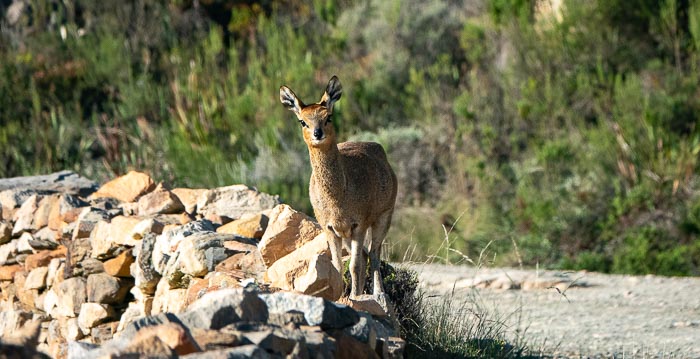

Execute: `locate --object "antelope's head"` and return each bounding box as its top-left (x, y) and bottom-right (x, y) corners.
top-left (280, 76), bottom-right (342, 148)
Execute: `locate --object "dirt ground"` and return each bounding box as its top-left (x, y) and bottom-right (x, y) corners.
top-left (407, 263), bottom-right (700, 359)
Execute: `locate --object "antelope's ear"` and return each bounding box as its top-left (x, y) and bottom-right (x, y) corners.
top-left (280, 86), bottom-right (303, 114)
top-left (320, 76), bottom-right (342, 112)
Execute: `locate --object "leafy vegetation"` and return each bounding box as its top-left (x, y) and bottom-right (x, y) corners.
top-left (1, 0), bottom-right (699, 275)
top-left (377, 263), bottom-right (535, 358)
top-left (404, 290), bottom-right (534, 359)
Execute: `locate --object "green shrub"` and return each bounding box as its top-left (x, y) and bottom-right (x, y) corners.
top-left (404, 290), bottom-right (534, 358)
top-left (2, 0), bottom-right (700, 276)
top-left (363, 264), bottom-right (535, 358)
top-left (611, 226), bottom-right (698, 276)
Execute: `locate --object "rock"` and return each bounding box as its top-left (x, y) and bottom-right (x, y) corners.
top-left (300, 326), bottom-right (337, 358)
top-left (116, 298), bottom-right (154, 333)
top-left (294, 252), bottom-right (344, 301)
top-left (0, 319), bottom-right (45, 358)
top-left (89, 196), bottom-right (121, 211)
top-left (43, 288), bottom-right (59, 315)
top-left (72, 207), bottom-right (112, 240)
top-left (54, 277), bottom-right (87, 318)
top-left (61, 236), bottom-right (89, 278)
top-left (137, 183), bottom-right (185, 216)
top-left (0, 240), bottom-right (18, 265)
top-left (180, 345), bottom-right (270, 359)
top-left (215, 246), bottom-right (266, 281)
top-left (46, 320), bottom-right (67, 358)
top-left (120, 332), bottom-right (177, 358)
top-left (260, 291), bottom-right (359, 330)
top-left (133, 233), bottom-right (160, 294)
top-left (13, 270), bottom-right (37, 309)
top-left (0, 264), bottom-right (22, 281)
top-left (28, 227), bottom-right (59, 248)
top-left (78, 303), bottom-right (115, 334)
top-left (338, 295), bottom-right (388, 317)
top-left (24, 246), bottom-right (66, 271)
top-left (0, 309), bottom-right (33, 338)
top-left (65, 317), bottom-right (86, 341)
top-left (185, 278), bottom-right (209, 307)
top-left (343, 312), bottom-right (379, 349)
top-left (103, 249), bottom-right (134, 277)
top-left (66, 341), bottom-right (102, 359)
top-left (171, 188), bottom-right (207, 214)
top-left (238, 323), bottom-right (301, 356)
top-left (0, 189), bottom-right (52, 219)
top-left (196, 185), bottom-right (279, 223)
top-left (76, 257), bottom-right (105, 276)
top-left (258, 204), bottom-right (322, 266)
top-left (159, 232), bottom-right (238, 288)
top-left (118, 312), bottom-right (182, 341)
top-left (206, 270), bottom-right (245, 289)
top-left (0, 281), bottom-right (16, 306)
top-left (91, 321), bottom-right (119, 344)
top-left (34, 194), bottom-right (60, 229)
top-left (17, 232), bottom-right (35, 253)
top-left (189, 327), bottom-right (247, 351)
top-left (0, 221), bottom-right (11, 244)
top-left (217, 213), bottom-right (269, 239)
top-left (178, 288), bottom-right (268, 330)
top-left (265, 232), bottom-right (341, 300)
top-left (48, 194), bottom-right (89, 231)
top-left (87, 273), bottom-right (132, 304)
top-left (0, 170), bottom-right (97, 197)
top-left (268, 311), bottom-right (309, 329)
top-left (152, 219), bottom-right (216, 275)
top-left (90, 215), bottom-right (164, 259)
top-left (120, 201), bottom-right (139, 216)
top-left (376, 336), bottom-right (406, 359)
top-left (91, 170), bottom-right (156, 203)
top-left (152, 278), bottom-right (187, 315)
top-left (129, 322), bottom-right (201, 356)
top-left (12, 194), bottom-right (41, 235)
top-left (46, 257), bottom-right (65, 287)
top-left (185, 272), bottom-right (243, 306)
top-left (330, 329), bottom-right (379, 359)
top-left (24, 266), bottom-right (49, 290)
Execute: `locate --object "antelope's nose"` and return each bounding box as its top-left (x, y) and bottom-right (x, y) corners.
top-left (313, 128), bottom-right (323, 140)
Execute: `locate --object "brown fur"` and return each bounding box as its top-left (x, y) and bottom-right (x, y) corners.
top-left (280, 76), bottom-right (397, 298)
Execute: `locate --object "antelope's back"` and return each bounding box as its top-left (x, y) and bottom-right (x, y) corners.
top-left (338, 141), bottom-right (397, 215)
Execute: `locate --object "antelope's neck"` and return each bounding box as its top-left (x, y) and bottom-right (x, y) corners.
top-left (308, 143), bottom-right (345, 198)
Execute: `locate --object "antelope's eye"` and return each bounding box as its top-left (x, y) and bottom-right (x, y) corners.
top-left (298, 120), bottom-right (308, 128)
top-left (325, 116), bottom-right (332, 125)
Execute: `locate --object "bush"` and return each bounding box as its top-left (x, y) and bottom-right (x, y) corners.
top-left (2, 0), bottom-right (700, 275)
top-left (359, 264), bottom-right (535, 358)
top-left (403, 289), bottom-right (535, 358)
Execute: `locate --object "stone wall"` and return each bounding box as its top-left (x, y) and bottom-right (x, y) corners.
top-left (0, 171), bottom-right (404, 358)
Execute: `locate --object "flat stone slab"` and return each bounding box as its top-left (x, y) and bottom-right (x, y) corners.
top-left (0, 171), bottom-right (97, 197)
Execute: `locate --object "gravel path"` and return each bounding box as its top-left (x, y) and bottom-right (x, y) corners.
top-left (406, 264), bottom-right (700, 358)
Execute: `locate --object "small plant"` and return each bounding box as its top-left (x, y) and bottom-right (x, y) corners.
top-left (404, 291), bottom-right (534, 358)
top-left (345, 262), bottom-right (536, 358)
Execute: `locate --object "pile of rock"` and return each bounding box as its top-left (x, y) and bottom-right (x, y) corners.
top-left (0, 171), bottom-right (404, 358)
top-left (69, 288), bottom-right (401, 358)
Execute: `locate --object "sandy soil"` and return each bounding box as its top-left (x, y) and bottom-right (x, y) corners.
top-left (406, 263), bottom-right (700, 358)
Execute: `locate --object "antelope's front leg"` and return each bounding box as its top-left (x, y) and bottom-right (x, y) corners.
top-left (325, 230), bottom-right (343, 276)
top-left (349, 234), bottom-right (366, 298)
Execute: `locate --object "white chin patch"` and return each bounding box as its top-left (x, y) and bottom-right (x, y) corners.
top-left (311, 138), bottom-right (326, 146)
